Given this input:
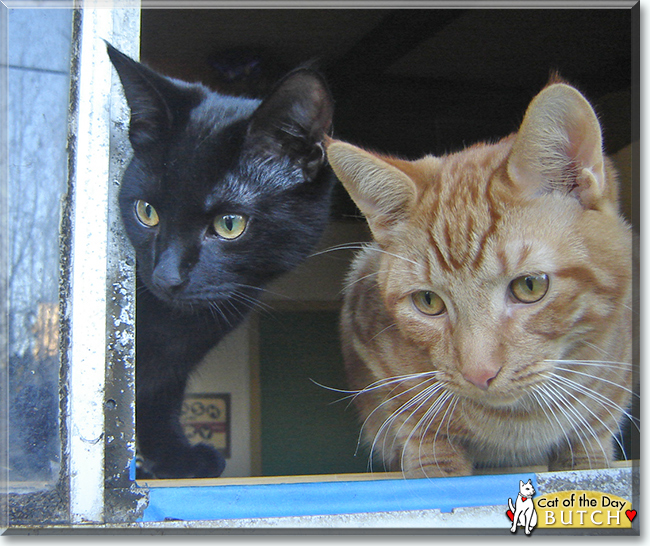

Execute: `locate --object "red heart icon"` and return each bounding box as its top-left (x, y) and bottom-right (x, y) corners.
top-left (506, 509), bottom-right (514, 521)
top-left (626, 509), bottom-right (637, 522)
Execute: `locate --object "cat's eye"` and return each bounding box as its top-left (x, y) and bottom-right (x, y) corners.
top-left (411, 290), bottom-right (446, 316)
top-left (213, 214), bottom-right (247, 240)
top-left (510, 274), bottom-right (549, 303)
top-left (134, 200), bottom-right (159, 227)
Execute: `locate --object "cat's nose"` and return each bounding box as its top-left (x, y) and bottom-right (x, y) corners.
top-left (152, 244), bottom-right (193, 296)
top-left (462, 366), bottom-right (502, 391)
top-left (152, 267), bottom-right (187, 295)
top-left (152, 260), bottom-right (188, 295)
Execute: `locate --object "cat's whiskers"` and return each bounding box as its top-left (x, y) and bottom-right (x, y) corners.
top-left (191, 283), bottom-right (281, 321)
top-left (535, 383), bottom-right (599, 468)
top-left (352, 373), bottom-right (440, 462)
top-left (425, 391), bottom-right (461, 478)
top-left (540, 380), bottom-right (610, 465)
top-left (550, 359), bottom-right (638, 372)
top-left (207, 300), bottom-right (234, 328)
top-left (274, 120), bottom-right (304, 140)
top-left (233, 283), bottom-right (302, 305)
top-left (366, 374), bottom-right (458, 478)
top-left (544, 374), bottom-right (629, 458)
top-left (532, 364), bottom-right (637, 469)
top-left (544, 371), bottom-right (639, 431)
top-left (311, 242), bottom-right (421, 268)
top-left (310, 373), bottom-right (439, 436)
top-left (547, 363), bottom-right (639, 398)
top-left (309, 242), bottom-right (372, 259)
top-left (373, 382), bottom-right (443, 471)
top-left (443, 396), bottom-right (462, 453)
top-left (221, 295), bottom-right (250, 322)
top-left (369, 323), bottom-right (398, 342)
top-left (409, 389), bottom-right (458, 478)
top-left (312, 372), bottom-right (436, 402)
top-left (361, 376), bottom-right (439, 455)
top-left (378, 380), bottom-right (446, 462)
top-left (530, 388), bottom-right (577, 468)
top-left (581, 340), bottom-right (616, 359)
top-left (135, 284), bottom-right (150, 296)
top-left (339, 271), bottom-right (380, 296)
top-left (229, 289), bottom-right (274, 316)
top-left (353, 372), bottom-right (452, 474)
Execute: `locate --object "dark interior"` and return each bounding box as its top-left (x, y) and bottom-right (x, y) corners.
top-left (140, 8), bottom-right (635, 223)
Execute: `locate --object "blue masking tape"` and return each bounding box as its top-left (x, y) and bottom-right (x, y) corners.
top-left (140, 472), bottom-right (537, 522)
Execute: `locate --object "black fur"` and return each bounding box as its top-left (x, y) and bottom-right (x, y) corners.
top-left (107, 44), bottom-right (335, 478)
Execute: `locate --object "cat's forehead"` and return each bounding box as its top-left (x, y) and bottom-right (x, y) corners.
top-left (396, 141), bottom-right (579, 280)
top-left (407, 141), bottom-right (513, 272)
top-left (419, 139), bottom-right (513, 208)
top-left (156, 103), bottom-right (258, 206)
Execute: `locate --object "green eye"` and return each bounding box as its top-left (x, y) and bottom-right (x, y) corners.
top-left (213, 214), bottom-right (247, 240)
top-left (411, 290), bottom-right (446, 316)
top-left (510, 274), bottom-right (549, 303)
top-left (135, 200), bottom-right (159, 227)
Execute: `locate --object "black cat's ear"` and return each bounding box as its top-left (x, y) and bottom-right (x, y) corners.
top-left (245, 67), bottom-right (334, 180)
top-left (106, 42), bottom-right (197, 151)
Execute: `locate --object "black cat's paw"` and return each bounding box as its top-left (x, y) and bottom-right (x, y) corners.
top-left (183, 444), bottom-right (227, 478)
top-left (141, 443), bottom-right (227, 479)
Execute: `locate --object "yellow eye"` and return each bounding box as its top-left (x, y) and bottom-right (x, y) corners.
top-left (213, 214), bottom-right (247, 240)
top-left (411, 290), bottom-right (446, 316)
top-left (135, 200), bottom-right (159, 227)
top-left (510, 274), bottom-right (549, 303)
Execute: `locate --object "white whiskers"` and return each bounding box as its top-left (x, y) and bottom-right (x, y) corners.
top-left (310, 242), bottom-right (422, 268)
top-left (315, 370), bottom-right (458, 474)
top-left (313, 353), bottom-right (638, 477)
top-left (530, 357), bottom-right (639, 465)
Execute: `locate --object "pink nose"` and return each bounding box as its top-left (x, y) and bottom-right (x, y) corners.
top-left (462, 367), bottom-right (502, 390)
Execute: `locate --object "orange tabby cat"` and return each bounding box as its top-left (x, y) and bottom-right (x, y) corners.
top-left (326, 80), bottom-right (634, 478)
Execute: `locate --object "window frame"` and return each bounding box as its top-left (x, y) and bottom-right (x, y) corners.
top-left (4, 2), bottom-right (145, 527)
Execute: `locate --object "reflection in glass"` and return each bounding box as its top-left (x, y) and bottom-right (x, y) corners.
top-left (6, 8), bottom-right (72, 485)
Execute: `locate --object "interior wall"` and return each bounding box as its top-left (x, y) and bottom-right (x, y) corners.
top-left (185, 321), bottom-right (253, 478)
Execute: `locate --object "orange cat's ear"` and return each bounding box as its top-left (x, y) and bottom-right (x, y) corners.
top-left (326, 139), bottom-right (416, 243)
top-left (507, 83), bottom-right (612, 213)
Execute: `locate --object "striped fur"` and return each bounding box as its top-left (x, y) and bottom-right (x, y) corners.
top-left (326, 82), bottom-right (634, 478)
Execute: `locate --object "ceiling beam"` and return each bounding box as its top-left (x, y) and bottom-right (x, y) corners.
top-left (328, 8), bottom-right (468, 82)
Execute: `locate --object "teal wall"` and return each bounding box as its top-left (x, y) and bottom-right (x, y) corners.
top-left (259, 310), bottom-right (372, 476)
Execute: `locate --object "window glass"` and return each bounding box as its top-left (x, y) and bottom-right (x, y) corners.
top-left (6, 7), bottom-right (72, 487)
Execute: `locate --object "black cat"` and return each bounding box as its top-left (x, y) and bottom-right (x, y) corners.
top-left (107, 44), bottom-right (335, 479)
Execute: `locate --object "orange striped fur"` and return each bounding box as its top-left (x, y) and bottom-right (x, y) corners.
top-left (326, 82), bottom-right (634, 478)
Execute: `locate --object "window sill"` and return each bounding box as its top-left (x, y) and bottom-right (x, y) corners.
top-left (135, 461), bottom-right (638, 526)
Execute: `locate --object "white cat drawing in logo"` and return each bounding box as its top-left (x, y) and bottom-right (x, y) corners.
top-left (507, 479), bottom-right (538, 534)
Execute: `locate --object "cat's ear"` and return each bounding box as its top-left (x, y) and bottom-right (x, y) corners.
top-left (246, 68), bottom-right (334, 180)
top-left (326, 139), bottom-right (416, 244)
top-left (106, 43), bottom-right (196, 151)
top-left (507, 83), bottom-right (611, 212)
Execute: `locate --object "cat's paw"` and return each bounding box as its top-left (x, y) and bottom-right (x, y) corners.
top-left (147, 443), bottom-right (227, 479)
top-left (548, 449), bottom-right (610, 472)
top-left (402, 462), bottom-right (472, 479)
